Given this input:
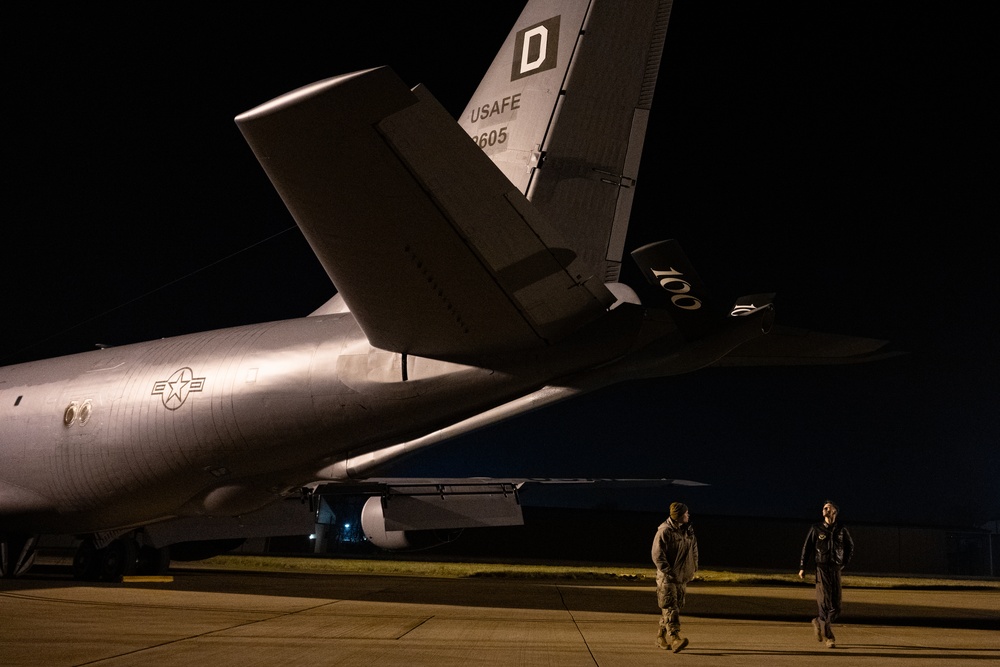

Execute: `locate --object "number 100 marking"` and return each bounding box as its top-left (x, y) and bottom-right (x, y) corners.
top-left (651, 267), bottom-right (702, 310)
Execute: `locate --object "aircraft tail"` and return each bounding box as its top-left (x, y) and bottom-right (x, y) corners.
top-left (459, 0), bottom-right (675, 285)
top-left (236, 68), bottom-right (614, 360)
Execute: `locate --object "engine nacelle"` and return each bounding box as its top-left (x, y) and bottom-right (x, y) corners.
top-left (360, 496), bottom-right (461, 550)
top-left (356, 484), bottom-right (524, 550)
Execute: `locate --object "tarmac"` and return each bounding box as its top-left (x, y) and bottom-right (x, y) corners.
top-left (1, 560), bottom-right (997, 667)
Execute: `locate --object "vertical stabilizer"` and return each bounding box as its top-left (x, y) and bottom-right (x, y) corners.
top-left (459, 2), bottom-right (590, 193)
top-left (459, 0), bottom-right (674, 285)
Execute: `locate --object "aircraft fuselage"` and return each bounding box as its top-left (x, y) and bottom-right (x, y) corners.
top-left (0, 308), bottom-right (645, 534)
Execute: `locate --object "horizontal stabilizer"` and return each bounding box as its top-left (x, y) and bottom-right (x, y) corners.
top-left (731, 293), bottom-right (776, 316)
top-left (712, 325), bottom-right (898, 366)
top-left (236, 67), bottom-right (613, 359)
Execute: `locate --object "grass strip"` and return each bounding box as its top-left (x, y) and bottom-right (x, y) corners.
top-left (187, 555), bottom-right (1000, 589)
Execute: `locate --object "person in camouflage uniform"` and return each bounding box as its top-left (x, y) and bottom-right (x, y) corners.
top-left (652, 501), bottom-right (699, 652)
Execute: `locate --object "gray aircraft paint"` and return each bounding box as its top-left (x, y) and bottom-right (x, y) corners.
top-left (0, 0), bottom-right (889, 578)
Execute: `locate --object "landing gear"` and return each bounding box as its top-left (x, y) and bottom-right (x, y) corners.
top-left (0, 534), bottom-right (38, 577)
top-left (71, 537), bottom-right (123, 580)
top-left (72, 535), bottom-right (169, 581)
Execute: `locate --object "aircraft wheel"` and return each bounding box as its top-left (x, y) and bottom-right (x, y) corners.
top-left (72, 539), bottom-right (101, 581)
top-left (97, 538), bottom-right (138, 581)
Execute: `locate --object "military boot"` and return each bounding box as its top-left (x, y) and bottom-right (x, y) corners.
top-left (655, 627), bottom-right (670, 649)
top-left (670, 634), bottom-right (689, 653)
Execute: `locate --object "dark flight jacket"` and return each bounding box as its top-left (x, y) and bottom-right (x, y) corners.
top-left (800, 521), bottom-right (854, 570)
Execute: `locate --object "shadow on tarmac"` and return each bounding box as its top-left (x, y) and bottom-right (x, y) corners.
top-left (16, 561), bottom-right (998, 631)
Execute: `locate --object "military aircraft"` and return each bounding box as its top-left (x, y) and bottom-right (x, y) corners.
top-left (0, 0), bottom-right (891, 579)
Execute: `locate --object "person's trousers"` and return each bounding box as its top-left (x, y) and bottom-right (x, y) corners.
top-left (657, 581), bottom-right (687, 635)
top-left (815, 565), bottom-right (843, 639)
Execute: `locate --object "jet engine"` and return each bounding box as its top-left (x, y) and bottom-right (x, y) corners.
top-left (357, 484), bottom-right (524, 550)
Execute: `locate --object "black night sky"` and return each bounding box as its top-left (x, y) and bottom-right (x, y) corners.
top-left (4, 3), bottom-right (997, 529)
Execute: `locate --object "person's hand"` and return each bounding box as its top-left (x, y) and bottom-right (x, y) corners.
top-left (798, 569), bottom-right (804, 579)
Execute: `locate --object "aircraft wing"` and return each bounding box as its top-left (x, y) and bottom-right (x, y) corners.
top-left (316, 477), bottom-right (707, 493)
top-left (236, 67), bottom-right (614, 361)
top-left (314, 477), bottom-right (705, 539)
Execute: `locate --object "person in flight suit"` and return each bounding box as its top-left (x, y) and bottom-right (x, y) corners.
top-left (799, 500), bottom-right (854, 648)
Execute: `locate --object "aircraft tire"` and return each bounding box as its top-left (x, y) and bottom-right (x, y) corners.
top-left (71, 539), bottom-right (101, 581)
top-left (97, 538), bottom-right (138, 581)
